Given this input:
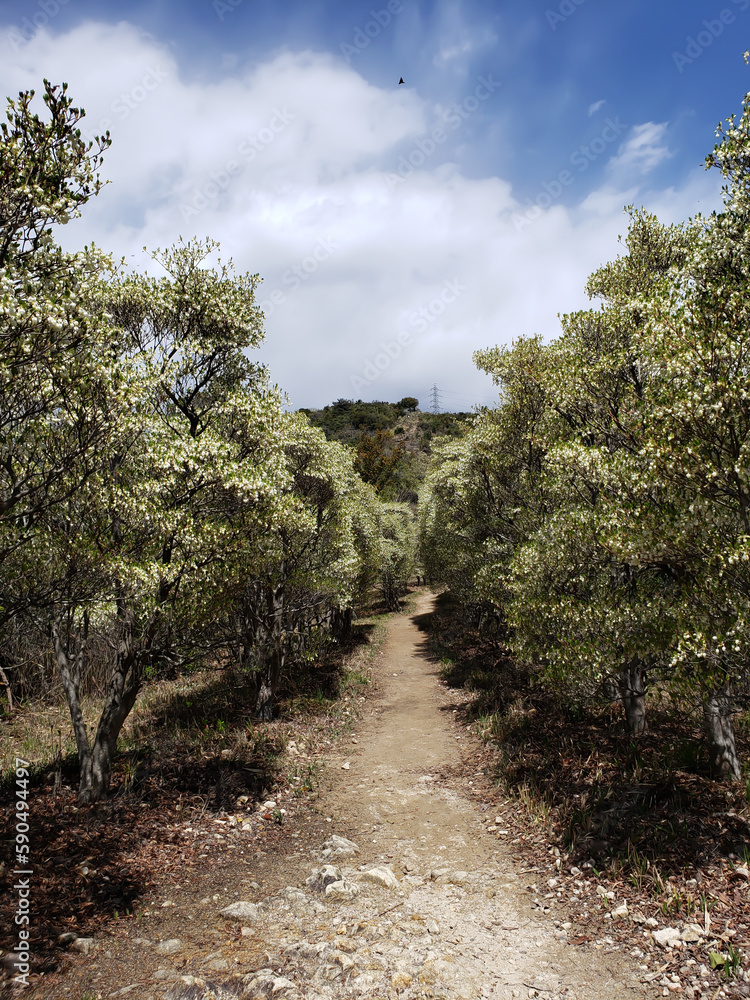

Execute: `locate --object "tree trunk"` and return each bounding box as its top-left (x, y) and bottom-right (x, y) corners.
top-left (52, 617), bottom-right (93, 794)
top-left (77, 737), bottom-right (114, 803)
top-left (703, 687), bottom-right (741, 782)
top-left (0, 662), bottom-right (14, 711)
top-left (254, 572), bottom-right (285, 721)
top-left (617, 658), bottom-right (647, 737)
top-left (54, 611), bottom-right (145, 802)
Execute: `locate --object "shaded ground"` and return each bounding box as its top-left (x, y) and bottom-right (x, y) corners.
top-left (0, 618), bottom-right (379, 992)
top-left (422, 590), bottom-right (750, 995)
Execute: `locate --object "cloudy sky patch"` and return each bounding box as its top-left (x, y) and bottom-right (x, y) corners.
top-left (0, 0), bottom-right (744, 409)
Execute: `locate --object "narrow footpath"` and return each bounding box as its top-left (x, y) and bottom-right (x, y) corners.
top-left (32, 591), bottom-right (654, 1000)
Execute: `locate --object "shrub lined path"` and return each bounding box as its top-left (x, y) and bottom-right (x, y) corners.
top-left (28, 592), bottom-right (651, 1000)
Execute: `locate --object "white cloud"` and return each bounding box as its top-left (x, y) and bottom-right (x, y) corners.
top-left (430, 0), bottom-right (498, 72)
top-left (608, 122), bottom-right (672, 178)
top-left (0, 23), bottom-right (723, 410)
top-left (588, 99), bottom-right (605, 116)
top-left (434, 39), bottom-right (474, 67)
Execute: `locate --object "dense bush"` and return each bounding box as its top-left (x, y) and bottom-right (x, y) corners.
top-left (0, 82), bottom-right (407, 800)
top-left (421, 85), bottom-right (750, 782)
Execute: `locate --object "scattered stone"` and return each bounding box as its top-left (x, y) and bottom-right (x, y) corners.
top-left (332, 951), bottom-right (356, 973)
top-left (153, 968), bottom-right (181, 981)
top-left (681, 923), bottom-right (704, 943)
top-left (314, 964), bottom-right (343, 983)
top-left (391, 971), bottom-right (413, 989)
top-left (321, 835), bottom-right (360, 860)
top-left (645, 917), bottom-right (659, 929)
top-left (429, 867), bottom-right (467, 885)
top-left (359, 866), bottom-right (399, 890)
top-left (325, 879), bottom-right (359, 901)
top-left (611, 903), bottom-right (629, 919)
top-left (220, 901), bottom-right (262, 921)
top-left (652, 927), bottom-right (682, 949)
top-left (58, 932), bottom-right (79, 946)
top-left (277, 887), bottom-right (309, 907)
top-left (285, 941), bottom-right (329, 959)
top-left (334, 937), bottom-right (357, 953)
top-left (163, 978), bottom-right (216, 1000)
top-left (70, 937), bottom-right (94, 955)
top-left (306, 865), bottom-right (343, 894)
top-left (154, 939), bottom-right (182, 956)
top-left (242, 970), bottom-right (298, 996)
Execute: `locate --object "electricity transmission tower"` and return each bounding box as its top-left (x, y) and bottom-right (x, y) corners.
top-left (429, 384), bottom-right (442, 414)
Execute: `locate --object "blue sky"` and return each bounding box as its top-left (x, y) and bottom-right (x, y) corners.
top-left (1, 0), bottom-right (748, 410)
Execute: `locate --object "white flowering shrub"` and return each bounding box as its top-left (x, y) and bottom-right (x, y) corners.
top-left (0, 84), bottom-right (387, 800)
top-left (419, 87), bottom-right (750, 779)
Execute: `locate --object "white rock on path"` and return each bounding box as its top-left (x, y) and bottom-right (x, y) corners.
top-left (359, 865), bottom-right (399, 890)
top-left (306, 865), bottom-right (343, 893)
top-left (325, 879), bottom-right (359, 901)
top-left (154, 938), bottom-right (182, 955)
top-left (242, 971), bottom-right (299, 997)
top-left (70, 937), bottom-right (94, 955)
top-left (652, 926), bottom-right (682, 949)
top-left (429, 868), bottom-right (469, 886)
top-left (681, 923), bottom-right (704, 943)
top-left (321, 835), bottom-right (359, 860)
top-left (219, 901), bottom-right (262, 921)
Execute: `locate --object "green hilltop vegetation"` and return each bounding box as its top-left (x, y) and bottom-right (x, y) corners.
top-left (299, 397), bottom-right (473, 500)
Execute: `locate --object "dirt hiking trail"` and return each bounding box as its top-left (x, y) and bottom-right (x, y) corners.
top-left (25, 591), bottom-right (652, 1000)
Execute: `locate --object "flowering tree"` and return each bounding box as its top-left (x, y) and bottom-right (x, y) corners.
top-left (420, 336), bottom-right (556, 624)
top-left (0, 81), bottom-right (114, 630)
top-left (377, 502), bottom-right (417, 611)
top-left (221, 413), bottom-right (382, 719)
top-left (419, 82), bottom-right (750, 776)
top-left (48, 238), bottom-right (289, 800)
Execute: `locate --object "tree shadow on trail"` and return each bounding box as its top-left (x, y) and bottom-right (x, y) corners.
top-left (0, 620), bottom-right (378, 978)
top-left (420, 590), bottom-right (750, 896)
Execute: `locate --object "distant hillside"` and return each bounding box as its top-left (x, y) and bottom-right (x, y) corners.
top-left (298, 398), bottom-right (473, 501)
top-left (299, 398), bottom-right (473, 449)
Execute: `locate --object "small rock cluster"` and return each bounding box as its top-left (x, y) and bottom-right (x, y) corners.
top-left (116, 833), bottom-right (643, 1000)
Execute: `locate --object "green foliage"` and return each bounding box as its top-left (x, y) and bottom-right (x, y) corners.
top-left (376, 502), bottom-right (417, 610)
top-left (397, 396), bottom-right (419, 412)
top-left (417, 411), bottom-right (473, 443)
top-left (0, 81), bottom-right (391, 800)
top-left (301, 399), bottom-right (405, 442)
top-left (420, 79), bottom-right (750, 779)
top-left (300, 399), bottom-right (471, 450)
top-left (355, 428), bottom-right (405, 496)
